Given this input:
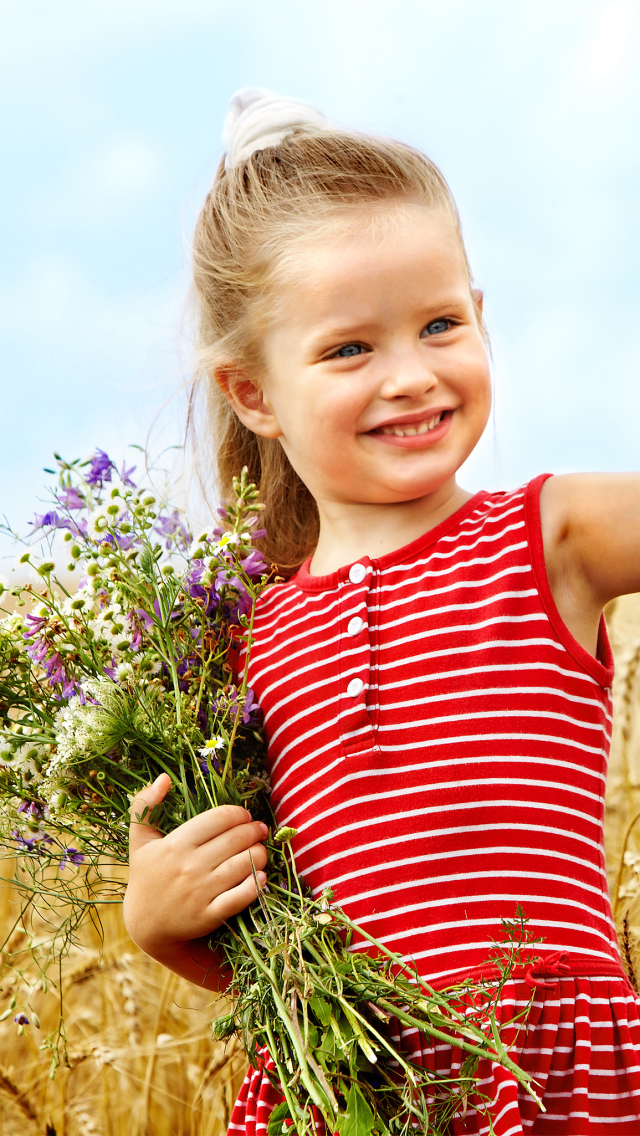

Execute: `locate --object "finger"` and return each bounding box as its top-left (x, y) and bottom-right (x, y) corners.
top-left (194, 821), bottom-right (269, 870)
top-left (209, 841), bottom-right (268, 895)
top-left (170, 804), bottom-right (257, 850)
top-left (208, 868), bottom-right (268, 926)
top-left (129, 773), bottom-right (172, 852)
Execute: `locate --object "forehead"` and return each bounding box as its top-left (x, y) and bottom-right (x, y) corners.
top-left (269, 204), bottom-right (470, 330)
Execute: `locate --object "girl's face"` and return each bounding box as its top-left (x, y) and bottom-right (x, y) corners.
top-left (235, 205), bottom-right (491, 512)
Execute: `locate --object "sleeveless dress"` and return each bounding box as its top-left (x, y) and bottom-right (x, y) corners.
top-left (228, 475), bottom-right (640, 1134)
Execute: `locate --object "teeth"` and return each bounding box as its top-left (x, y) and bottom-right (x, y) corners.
top-left (379, 412), bottom-right (444, 437)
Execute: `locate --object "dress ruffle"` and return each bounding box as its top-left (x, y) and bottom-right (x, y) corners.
top-left (227, 975), bottom-right (640, 1135)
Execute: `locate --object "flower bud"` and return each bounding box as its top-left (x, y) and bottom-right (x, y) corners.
top-left (274, 826), bottom-right (297, 843)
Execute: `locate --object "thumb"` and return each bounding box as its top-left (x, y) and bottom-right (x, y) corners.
top-left (129, 772), bottom-right (172, 852)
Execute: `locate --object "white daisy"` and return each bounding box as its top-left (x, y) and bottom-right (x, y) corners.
top-left (115, 661), bottom-right (135, 683)
top-left (87, 507), bottom-right (112, 540)
top-left (198, 736), bottom-right (225, 758)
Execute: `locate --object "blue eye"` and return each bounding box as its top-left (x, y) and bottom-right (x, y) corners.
top-left (423, 319), bottom-right (451, 336)
top-left (335, 343), bottom-right (364, 357)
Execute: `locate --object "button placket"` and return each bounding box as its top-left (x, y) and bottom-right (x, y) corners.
top-left (338, 561), bottom-right (375, 756)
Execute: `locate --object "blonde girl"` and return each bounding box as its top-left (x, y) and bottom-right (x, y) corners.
top-left (124, 89), bottom-right (640, 1134)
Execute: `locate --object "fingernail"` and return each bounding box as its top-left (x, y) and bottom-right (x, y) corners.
top-left (257, 872), bottom-right (267, 885)
top-left (258, 823), bottom-right (269, 837)
top-left (246, 810), bottom-right (253, 821)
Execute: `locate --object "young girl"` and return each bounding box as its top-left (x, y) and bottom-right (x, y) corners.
top-left (123, 88), bottom-right (640, 1134)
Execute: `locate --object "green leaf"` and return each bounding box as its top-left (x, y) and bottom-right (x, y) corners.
top-left (139, 549), bottom-right (155, 580)
top-left (310, 995), bottom-right (332, 1028)
top-left (336, 1086), bottom-right (375, 1136)
top-left (266, 1101), bottom-right (290, 1136)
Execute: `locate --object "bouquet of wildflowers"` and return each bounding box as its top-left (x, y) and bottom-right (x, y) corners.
top-left (0, 449), bottom-right (541, 1135)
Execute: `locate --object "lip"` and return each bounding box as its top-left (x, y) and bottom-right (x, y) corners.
top-left (364, 408), bottom-right (454, 449)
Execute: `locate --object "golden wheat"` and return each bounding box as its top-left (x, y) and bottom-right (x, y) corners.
top-left (1, 595), bottom-right (640, 1134)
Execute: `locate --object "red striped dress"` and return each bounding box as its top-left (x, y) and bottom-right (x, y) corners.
top-left (229, 474), bottom-right (640, 1134)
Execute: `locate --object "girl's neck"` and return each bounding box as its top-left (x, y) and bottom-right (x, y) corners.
top-left (309, 478), bottom-right (473, 576)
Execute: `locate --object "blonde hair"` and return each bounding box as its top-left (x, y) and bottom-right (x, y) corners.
top-left (189, 127), bottom-right (472, 576)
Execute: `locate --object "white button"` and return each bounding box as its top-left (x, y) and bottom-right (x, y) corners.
top-left (349, 563), bottom-right (367, 584)
top-left (347, 677), bottom-right (365, 698)
top-left (347, 616), bottom-right (364, 636)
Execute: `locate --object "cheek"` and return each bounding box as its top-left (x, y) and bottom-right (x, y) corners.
top-left (462, 350), bottom-right (492, 407)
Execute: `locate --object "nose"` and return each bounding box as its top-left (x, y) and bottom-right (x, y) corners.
top-left (379, 347), bottom-right (438, 401)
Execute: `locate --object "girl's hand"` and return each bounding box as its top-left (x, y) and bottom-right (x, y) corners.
top-left (123, 772), bottom-right (268, 990)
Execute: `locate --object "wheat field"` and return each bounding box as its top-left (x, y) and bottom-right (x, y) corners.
top-left (1, 596), bottom-right (640, 1135)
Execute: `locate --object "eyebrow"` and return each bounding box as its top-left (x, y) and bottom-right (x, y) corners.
top-left (304, 293), bottom-right (472, 352)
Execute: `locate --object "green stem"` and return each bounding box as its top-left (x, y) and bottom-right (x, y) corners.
top-left (234, 916), bottom-right (337, 1117)
top-left (222, 587), bottom-right (258, 785)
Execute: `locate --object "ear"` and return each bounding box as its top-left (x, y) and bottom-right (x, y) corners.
top-left (215, 365), bottom-right (282, 439)
top-left (472, 287), bottom-right (484, 314)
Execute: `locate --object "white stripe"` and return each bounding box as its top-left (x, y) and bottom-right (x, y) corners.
top-left (277, 748), bottom-right (607, 813)
top-left (295, 789), bottom-right (600, 847)
top-left (349, 891), bottom-right (613, 932)
top-left (303, 820), bottom-right (604, 881)
top-left (337, 867), bottom-right (610, 911)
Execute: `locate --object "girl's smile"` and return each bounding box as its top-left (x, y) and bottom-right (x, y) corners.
top-left (366, 407), bottom-right (452, 445)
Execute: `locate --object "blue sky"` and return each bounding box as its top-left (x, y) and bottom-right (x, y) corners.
top-left (2, 0), bottom-right (640, 559)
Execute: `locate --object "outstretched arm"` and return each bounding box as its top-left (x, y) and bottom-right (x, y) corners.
top-left (540, 473), bottom-right (640, 655)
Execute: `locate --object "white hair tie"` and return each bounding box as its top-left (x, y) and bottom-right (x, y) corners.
top-left (222, 87), bottom-right (329, 170)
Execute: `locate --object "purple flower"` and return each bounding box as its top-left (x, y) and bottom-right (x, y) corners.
top-left (214, 571), bottom-right (252, 620)
top-left (12, 829), bottom-right (54, 853)
top-left (119, 461), bottom-right (137, 488)
top-left (155, 509), bottom-right (191, 550)
top-left (14, 1014), bottom-right (29, 1026)
top-left (57, 486), bottom-right (85, 510)
top-left (241, 688), bottom-right (259, 724)
top-left (30, 510), bottom-right (67, 531)
top-left (23, 613), bottom-right (47, 639)
top-left (213, 686), bottom-right (261, 726)
top-left (17, 801), bottom-right (43, 818)
top-left (86, 449), bottom-right (114, 486)
top-left (198, 752), bottom-right (222, 775)
top-left (59, 847), bottom-right (84, 871)
top-left (240, 549), bottom-right (268, 576)
top-left (60, 675), bottom-right (81, 700)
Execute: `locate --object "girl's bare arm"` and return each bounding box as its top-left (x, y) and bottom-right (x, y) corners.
top-left (124, 773), bottom-right (268, 991)
top-left (540, 473), bottom-right (640, 655)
